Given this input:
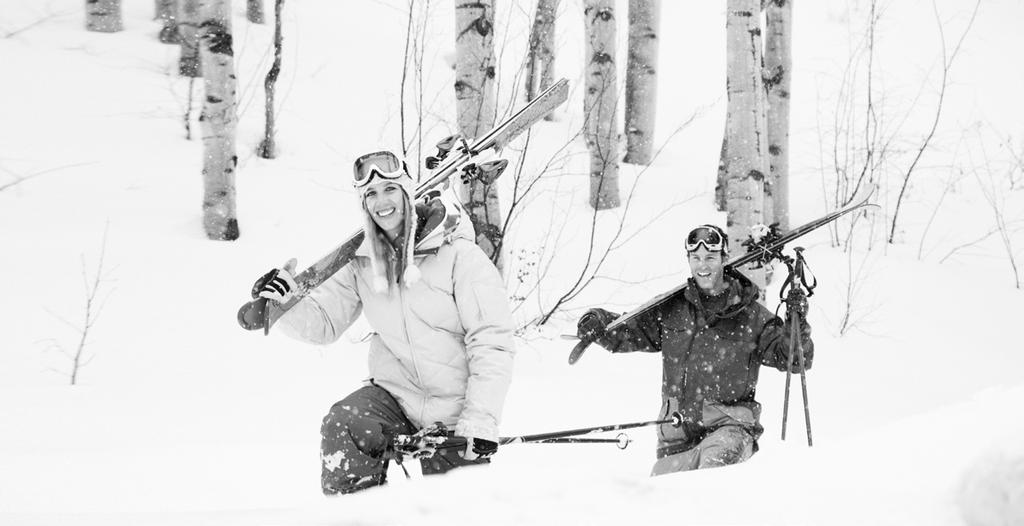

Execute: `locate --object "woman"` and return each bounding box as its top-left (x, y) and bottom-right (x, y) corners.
top-left (254, 150), bottom-right (515, 495)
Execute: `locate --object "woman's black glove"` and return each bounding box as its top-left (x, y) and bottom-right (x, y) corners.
top-left (251, 259), bottom-right (298, 303)
top-left (459, 437), bottom-right (498, 461)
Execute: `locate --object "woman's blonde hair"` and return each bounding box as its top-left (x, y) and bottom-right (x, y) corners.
top-left (360, 189), bottom-right (419, 293)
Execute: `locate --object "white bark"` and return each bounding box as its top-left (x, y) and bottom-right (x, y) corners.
top-left (724, 0), bottom-right (768, 290)
top-left (526, 0), bottom-right (559, 103)
top-left (455, 0), bottom-right (497, 140)
top-left (178, 0), bottom-right (201, 77)
top-left (455, 0), bottom-right (503, 265)
top-left (157, 0), bottom-right (179, 43)
top-left (199, 0), bottom-right (239, 240)
top-left (759, 45), bottom-right (773, 228)
top-left (624, 0), bottom-right (660, 165)
top-left (765, 0), bottom-right (792, 231)
top-left (584, 0), bottom-right (620, 210)
top-left (247, 0), bottom-right (264, 24)
top-left (86, 0), bottom-right (123, 33)
top-left (715, 121), bottom-right (727, 210)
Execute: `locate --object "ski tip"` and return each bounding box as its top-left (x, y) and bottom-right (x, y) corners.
top-left (568, 339), bottom-right (591, 365)
top-left (845, 182), bottom-right (880, 207)
top-left (859, 182), bottom-right (880, 202)
top-left (237, 299), bottom-right (267, 331)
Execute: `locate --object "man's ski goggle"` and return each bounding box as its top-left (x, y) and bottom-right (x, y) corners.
top-left (685, 225), bottom-right (728, 253)
top-left (353, 151), bottom-right (409, 188)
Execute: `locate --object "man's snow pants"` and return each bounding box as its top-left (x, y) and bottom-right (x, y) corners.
top-left (650, 425), bottom-right (756, 475)
top-left (320, 383), bottom-right (488, 495)
top-left (650, 401), bottom-right (759, 476)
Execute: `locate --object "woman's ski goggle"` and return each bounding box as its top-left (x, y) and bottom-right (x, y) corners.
top-left (685, 225), bottom-right (728, 253)
top-left (353, 151), bottom-right (409, 188)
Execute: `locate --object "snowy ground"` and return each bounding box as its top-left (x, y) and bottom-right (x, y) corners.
top-left (1, 0), bottom-right (1022, 525)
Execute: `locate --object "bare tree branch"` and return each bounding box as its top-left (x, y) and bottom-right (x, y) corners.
top-left (399, 0), bottom-right (415, 159)
top-left (938, 227), bottom-right (1000, 264)
top-left (889, 0), bottom-right (981, 243)
top-left (971, 129), bottom-right (1022, 288)
top-left (537, 107), bottom-right (707, 323)
top-left (40, 226), bottom-right (114, 385)
top-left (0, 162), bottom-right (98, 192)
top-left (2, 8), bottom-right (73, 39)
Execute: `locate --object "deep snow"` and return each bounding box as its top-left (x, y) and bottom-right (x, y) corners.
top-left (1, 0), bottom-right (1022, 525)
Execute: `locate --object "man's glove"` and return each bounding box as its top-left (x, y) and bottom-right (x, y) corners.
top-left (788, 295), bottom-right (809, 319)
top-left (787, 318), bottom-right (813, 372)
top-left (252, 259), bottom-right (298, 303)
top-left (576, 308), bottom-right (618, 343)
top-left (458, 437), bottom-right (498, 461)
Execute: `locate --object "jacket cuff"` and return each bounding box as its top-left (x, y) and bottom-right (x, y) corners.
top-left (455, 419), bottom-right (498, 443)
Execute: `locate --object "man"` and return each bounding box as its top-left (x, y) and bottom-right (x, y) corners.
top-left (577, 224), bottom-right (813, 475)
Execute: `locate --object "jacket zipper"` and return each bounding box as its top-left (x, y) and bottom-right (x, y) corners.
top-left (678, 306), bottom-right (701, 423)
top-left (395, 255), bottom-right (427, 424)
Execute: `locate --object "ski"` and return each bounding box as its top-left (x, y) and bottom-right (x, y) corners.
top-left (238, 78), bottom-right (570, 333)
top-left (569, 183), bottom-right (879, 364)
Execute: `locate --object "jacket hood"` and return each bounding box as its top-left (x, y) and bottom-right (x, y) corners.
top-left (412, 189), bottom-right (476, 253)
top-left (355, 189), bottom-right (475, 259)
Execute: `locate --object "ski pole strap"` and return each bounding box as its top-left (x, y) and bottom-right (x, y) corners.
top-left (779, 248), bottom-right (817, 303)
top-left (793, 248), bottom-right (817, 295)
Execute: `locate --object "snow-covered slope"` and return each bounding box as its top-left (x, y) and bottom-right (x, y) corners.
top-left (1, 1), bottom-right (1021, 524)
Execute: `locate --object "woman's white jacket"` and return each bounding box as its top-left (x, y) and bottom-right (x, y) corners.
top-left (278, 197), bottom-right (515, 442)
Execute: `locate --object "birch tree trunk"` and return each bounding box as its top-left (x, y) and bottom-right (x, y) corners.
top-left (157, 0), bottom-right (179, 43)
top-left (525, 0), bottom-right (559, 103)
top-left (199, 0), bottom-right (240, 240)
top-left (759, 51), bottom-right (774, 229)
top-left (723, 0), bottom-right (768, 291)
top-left (584, 0), bottom-right (620, 210)
top-left (258, 0), bottom-right (284, 159)
top-left (715, 123), bottom-right (727, 210)
top-left (455, 0), bottom-right (503, 266)
top-left (178, 0), bottom-right (202, 77)
top-left (86, 0), bottom-right (123, 33)
top-left (623, 0), bottom-right (660, 165)
top-left (765, 0), bottom-right (792, 231)
top-left (247, 0), bottom-right (264, 24)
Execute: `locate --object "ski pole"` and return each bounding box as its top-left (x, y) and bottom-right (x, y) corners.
top-left (498, 413), bottom-right (682, 445)
top-left (392, 414), bottom-right (681, 458)
top-left (794, 250), bottom-right (814, 447)
top-left (796, 321), bottom-right (813, 447)
top-left (532, 433), bottom-right (632, 449)
top-left (781, 295), bottom-right (797, 441)
top-left (781, 300), bottom-right (813, 446)
top-left (780, 248), bottom-right (814, 446)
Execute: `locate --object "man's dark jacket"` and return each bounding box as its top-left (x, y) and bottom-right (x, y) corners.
top-left (594, 269), bottom-right (813, 456)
